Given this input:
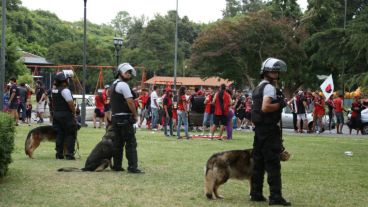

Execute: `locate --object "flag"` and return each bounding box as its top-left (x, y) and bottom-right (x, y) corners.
top-left (320, 74), bottom-right (334, 100)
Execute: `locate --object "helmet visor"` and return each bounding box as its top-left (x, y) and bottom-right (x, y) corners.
top-left (261, 58), bottom-right (287, 73)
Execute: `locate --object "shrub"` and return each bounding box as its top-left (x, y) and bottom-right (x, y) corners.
top-left (0, 112), bottom-right (15, 178)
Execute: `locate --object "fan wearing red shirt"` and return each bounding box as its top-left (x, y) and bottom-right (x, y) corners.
top-left (312, 92), bottom-right (325, 133)
top-left (138, 89), bottom-right (149, 128)
top-left (349, 96), bottom-right (362, 134)
top-left (333, 94), bottom-right (344, 134)
top-left (202, 87), bottom-right (214, 135)
top-left (210, 84), bottom-right (231, 140)
top-left (176, 86), bottom-right (190, 139)
top-left (93, 92), bottom-right (105, 128)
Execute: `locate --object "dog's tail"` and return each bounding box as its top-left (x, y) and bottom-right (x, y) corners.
top-left (57, 167), bottom-right (83, 172)
top-left (25, 129), bottom-right (34, 157)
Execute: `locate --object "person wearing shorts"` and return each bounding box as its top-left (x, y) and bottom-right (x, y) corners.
top-left (93, 92), bottom-right (105, 128)
top-left (8, 77), bottom-right (20, 126)
top-left (333, 94), bottom-right (344, 134)
top-left (210, 84), bottom-right (231, 140)
top-left (35, 81), bottom-right (46, 123)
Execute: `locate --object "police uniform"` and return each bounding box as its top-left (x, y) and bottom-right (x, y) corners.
top-left (52, 85), bottom-right (76, 160)
top-left (250, 58), bottom-right (290, 206)
top-left (110, 79), bottom-right (139, 172)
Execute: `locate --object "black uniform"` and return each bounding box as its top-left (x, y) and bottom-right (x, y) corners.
top-left (110, 80), bottom-right (139, 171)
top-left (251, 82), bottom-right (284, 201)
top-left (52, 87), bottom-right (76, 159)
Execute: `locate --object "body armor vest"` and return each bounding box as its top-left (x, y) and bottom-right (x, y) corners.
top-left (52, 87), bottom-right (71, 112)
top-left (110, 81), bottom-right (134, 115)
top-left (251, 82), bottom-right (281, 125)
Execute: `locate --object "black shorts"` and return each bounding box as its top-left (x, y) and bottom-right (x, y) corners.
top-left (236, 110), bottom-right (245, 120)
top-left (9, 102), bottom-right (19, 109)
top-left (26, 109), bottom-right (32, 118)
top-left (94, 108), bottom-right (105, 118)
top-left (244, 112), bottom-right (251, 120)
top-left (213, 115), bottom-right (227, 126)
top-left (104, 104), bottom-right (111, 112)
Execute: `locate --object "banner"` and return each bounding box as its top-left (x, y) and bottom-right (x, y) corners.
top-left (320, 74), bottom-right (334, 100)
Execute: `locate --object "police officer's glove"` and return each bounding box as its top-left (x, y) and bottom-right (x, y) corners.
top-left (278, 98), bottom-right (287, 109)
top-left (280, 150), bottom-right (291, 162)
top-left (276, 88), bottom-right (287, 109)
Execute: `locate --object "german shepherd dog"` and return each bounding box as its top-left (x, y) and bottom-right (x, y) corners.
top-left (25, 124), bottom-right (82, 158)
top-left (204, 149), bottom-right (253, 199)
top-left (57, 128), bottom-right (115, 172)
top-left (25, 125), bottom-right (58, 158)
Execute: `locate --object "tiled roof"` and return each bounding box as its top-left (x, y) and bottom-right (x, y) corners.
top-left (21, 51), bottom-right (53, 65)
top-left (144, 76), bottom-right (233, 87)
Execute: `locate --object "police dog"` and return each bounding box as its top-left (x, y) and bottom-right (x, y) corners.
top-left (204, 149), bottom-right (253, 199)
top-left (57, 128), bottom-right (115, 172)
top-left (25, 125), bottom-right (58, 158)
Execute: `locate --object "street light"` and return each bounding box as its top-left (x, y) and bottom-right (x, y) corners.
top-left (341, 0), bottom-right (347, 92)
top-left (81, 0), bottom-right (87, 126)
top-left (113, 37), bottom-right (123, 68)
top-left (173, 0), bottom-right (179, 107)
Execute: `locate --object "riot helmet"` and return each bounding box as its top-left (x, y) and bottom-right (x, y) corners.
top-left (260, 57), bottom-right (287, 75)
top-left (55, 72), bottom-right (67, 82)
top-left (115, 63), bottom-right (136, 78)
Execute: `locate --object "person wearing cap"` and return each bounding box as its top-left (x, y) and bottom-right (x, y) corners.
top-left (109, 63), bottom-right (143, 173)
top-left (51, 72), bottom-right (77, 160)
top-left (250, 57), bottom-right (291, 206)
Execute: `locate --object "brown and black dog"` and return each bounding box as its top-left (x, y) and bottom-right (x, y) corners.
top-left (204, 149), bottom-right (253, 199)
top-left (57, 128), bottom-right (115, 172)
top-left (25, 125), bottom-right (58, 158)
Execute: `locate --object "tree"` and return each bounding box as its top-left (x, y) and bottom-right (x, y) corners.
top-left (242, 0), bottom-right (266, 13)
top-left (125, 15), bottom-right (147, 49)
top-left (191, 12), bottom-right (308, 93)
top-left (223, 0), bottom-right (242, 17)
top-left (111, 11), bottom-right (132, 37)
top-left (302, 0), bottom-right (368, 91)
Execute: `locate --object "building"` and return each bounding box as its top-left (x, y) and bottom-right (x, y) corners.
top-left (144, 76), bottom-right (233, 89)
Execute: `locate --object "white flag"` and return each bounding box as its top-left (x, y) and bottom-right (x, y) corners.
top-left (320, 74), bottom-right (334, 100)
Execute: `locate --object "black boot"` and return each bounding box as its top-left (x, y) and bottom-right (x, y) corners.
top-left (127, 167), bottom-right (144, 174)
top-left (250, 194), bottom-right (267, 202)
top-left (55, 153), bottom-right (64, 159)
top-left (269, 196), bottom-right (291, 206)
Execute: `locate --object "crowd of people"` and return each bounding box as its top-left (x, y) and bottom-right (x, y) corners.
top-left (2, 77), bottom-right (49, 126)
top-left (133, 84), bottom-right (368, 139)
top-left (2, 75), bottom-right (367, 137)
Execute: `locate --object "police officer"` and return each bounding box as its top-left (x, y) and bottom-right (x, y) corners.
top-left (52, 72), bottom-right (77, 160)
top-left (110, 63), bottom-right (143, 173)
top-left (250, 57), bottom-right (291, 206)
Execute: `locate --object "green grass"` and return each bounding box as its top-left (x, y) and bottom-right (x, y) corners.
top-left (1, 125), bottom-right (367, 207)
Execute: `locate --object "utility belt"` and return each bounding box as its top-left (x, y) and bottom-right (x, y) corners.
top-left (112, 114), bottom-right (135, 127)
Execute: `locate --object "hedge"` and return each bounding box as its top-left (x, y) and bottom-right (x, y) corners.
top-left (0, 112), bottom-right (15, 178)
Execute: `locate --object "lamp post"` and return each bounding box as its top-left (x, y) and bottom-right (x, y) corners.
top-left (173, 0), bottom-right (179, 106)
top-left (81, 0), bottom-right (87, 126)
top-left (341, 0), bottom-right (347, 92)
top-left (0, 0), bottom-right (6, 111)
top-left (113, 37), bottom-right (123, 71)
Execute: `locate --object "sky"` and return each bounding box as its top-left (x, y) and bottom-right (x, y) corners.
top-left (21, 0), bottom-right (308, 25)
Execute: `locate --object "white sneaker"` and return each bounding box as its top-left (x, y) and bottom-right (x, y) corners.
top-left (236, 128), bottom-right (241, 131)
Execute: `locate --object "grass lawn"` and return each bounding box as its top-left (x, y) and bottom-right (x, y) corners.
top-left (1, 125), bottom-right (367, 207)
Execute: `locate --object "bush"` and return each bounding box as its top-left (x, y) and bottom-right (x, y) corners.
top-left (0, 112), bottom-right (15, 178)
